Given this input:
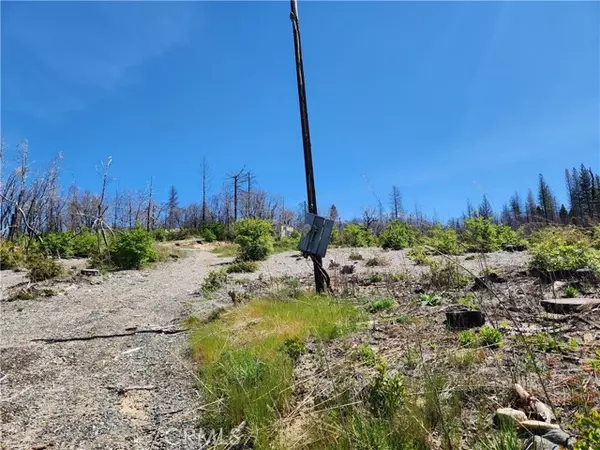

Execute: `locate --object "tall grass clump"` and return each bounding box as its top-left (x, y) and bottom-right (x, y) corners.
top-left (189, 293), bottom-right (365, 448)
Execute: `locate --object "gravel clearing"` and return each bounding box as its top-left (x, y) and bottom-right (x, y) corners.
top-left (1, 248), bottom-right (227, 450)
top-left (0, 245), bottom-right (532, 449)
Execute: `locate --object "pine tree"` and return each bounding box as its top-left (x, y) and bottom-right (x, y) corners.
top-left (558, 204), bottom-right (569, 223)
top-left (389, 186), bottom-right (403, 220)
top-left (509, 192), bottom-right (522, 226)
top-left (578, 164), bottom-right (593, 221)
top-left (479, 194), bottom-right (494, 219)
top-left (525, 189), bottom-right (537, 223)
top-left (328, 204), bottom-right (339, 222)
top-left (537, 174), bottom-right (557, 223)
top-left (500, 204), bottom-right (512, 225)
top-left (167, 186), bottom-right (179, 229)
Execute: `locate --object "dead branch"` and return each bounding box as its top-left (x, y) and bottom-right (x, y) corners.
top-left (32, 327), bottom-right (188, 344)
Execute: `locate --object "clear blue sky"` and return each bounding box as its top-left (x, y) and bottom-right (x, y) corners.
top-left (2, 1), bottom-right (599, 222)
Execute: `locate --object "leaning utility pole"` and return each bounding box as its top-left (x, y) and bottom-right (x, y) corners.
top-left (289, 0), bottom-right (325, 293)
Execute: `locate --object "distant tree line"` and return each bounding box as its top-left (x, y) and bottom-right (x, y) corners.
top-left (1, 139), bottom-right (598, 242)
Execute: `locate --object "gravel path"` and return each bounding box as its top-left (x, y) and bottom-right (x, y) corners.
top-left (1, 248), bottom-right (227, 450)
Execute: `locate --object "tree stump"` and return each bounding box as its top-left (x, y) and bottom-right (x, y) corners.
top-left (540, 298), bottom-right (600, 314)
top-left (445, 309), bottom-right (485, 330)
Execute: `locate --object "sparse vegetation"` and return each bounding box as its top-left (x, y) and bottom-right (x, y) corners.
top-left (424, 259), bottom-right (470, 289)
top-left (365, 255), bottom-right (389, 267)
top-left (457, 293), bottom-right (478, 309)
top-left (365, 298), bottom-right (395, 313)
top-left (225, 261), bottom-right (259, 273)
top-left (27, 255), bottom-right (62, 281)
top-left (211, 243), bottom-right (239, 257)
top-left (352, 344), bottom-right (379, 367)
top-left (368, 273), bottom-right (384, 283)
top-left (563, 286), bottom-right (580, 298)
top-left (407, 245), bottom-right (433, 265)
top-left (420, 293), bottom-right (442, 306)
top-left (348, 251), bottom-right (363, 261)
top-left (201, 269), bottom-right (228, 293)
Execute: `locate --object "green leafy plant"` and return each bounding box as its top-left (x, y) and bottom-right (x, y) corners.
top-left (42, 232), bottom-right (74, 258)
top-left (71, 231), bottom-right (98, 257)
top-left (0, 243), bottom-right (26, 270)
top-left (379, 221), bottom-right (418, 250)
top-left (458, 330), bottom-right (478, 348)
top-left (529, 227), bottom-right (600, 273)
top-left (352, 344), bottom-right (379, 367)
top-left (152, 228), bottom-right (168, 242)
top-left (233, 219), bottom-right (274, 261)
top-left (573, 409), bottom-right (600, 450)
top-left (279, 337), bottom-right (307, 362)
top-left (366, 298), bottom-right (395, 313)
top-left (386, 272), bottom-right (407, 282)
top-left (564, 286), bottom-right (580, 298)
top-left (365, 363), bottom-right (406, 418)
top-left (394, 314), bottom-right (413, 324)
top-left (341, 224), bottom-right (377, 247)
top-left (109, 226), bottom-right (158, 270)
top-left (226, 261), bottom-right (259, 273)
top-left (420, 293), bottom-right (442, 306)
top-left (478, 326), bottom-right (502, 348)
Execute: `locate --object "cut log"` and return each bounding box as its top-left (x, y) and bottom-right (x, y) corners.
top-left (540, 298), bottom-right (600, 315)
top-left (81, 268), bottom-right (100, 276)
top-left (494, 407), bottom-right (527, 427)
top-left (445, 309), bottom-right (485, 330)
top-left (520, 420), bottom-right (560, 434)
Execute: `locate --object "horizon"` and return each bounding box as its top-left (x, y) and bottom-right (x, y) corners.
top-left (2, 1), bottom-right (599, 222)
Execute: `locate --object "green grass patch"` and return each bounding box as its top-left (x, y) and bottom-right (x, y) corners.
top-left (365, 298), bottom-right (395, 313)
top-left (189, 293), bottom-right (365, 447)
top-left (211, 243), bottom-right (240, 258)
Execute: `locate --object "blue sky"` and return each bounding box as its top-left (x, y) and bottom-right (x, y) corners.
top-left (2, 1), bottom-right (599, 222)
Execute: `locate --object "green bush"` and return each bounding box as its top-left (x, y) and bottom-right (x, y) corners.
top-left (407, 246), bottom-right (433, 265)
top-left (72, 231), bottom-right (98, 257)
top-left (573, 409), bottom-right (600, 450)
top-left (152, 228), bottom-right (168, 242)
top-left (496, 225), bottom-right (527, 250)
top-left (458, 330), bottom-right (478, 348)
top-left (42, 232), bottom-right (74, 258)
top-left (425, 259), bottom-right (470, 289)
top-left (201, 228), bottom-right (216, 243)
top-left (462, 217), bottom-right (501, 253)
top-left (203, 222), bottom-right (231, 241)
top-left (0, 243), bottom-right (26, 270)
top-left (109, 226), bottom-right (158, 270)
top-left (341, 224), bottom-right (377, 247)
top-left (530, 233), bottom-right (600, 273)
top-left (233, 219), bottom-right (274, 261)
top-left (365, 363), bottom-right (406, 418)
top-left (226, 261), bottom-right (259, 273)
top-left (423, 225), bottom-right (463, 255)
top-left (27, 255), bottom-right (63, 281)
top-left (563, 286), bottom-right (580, 298)
top-left (380, 221), bottom-right (418, 250)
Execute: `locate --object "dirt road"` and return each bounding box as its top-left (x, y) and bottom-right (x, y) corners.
top-left (1, 248), bottom-right (227, 450)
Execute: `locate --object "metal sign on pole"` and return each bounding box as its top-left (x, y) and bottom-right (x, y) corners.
top-left (289, 0), bottom-right (327, 293)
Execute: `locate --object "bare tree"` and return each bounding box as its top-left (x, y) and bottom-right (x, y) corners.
top-left (389, 186), bottom-right (402, 221)
top-left (201, 157), bottom-right (210, 225)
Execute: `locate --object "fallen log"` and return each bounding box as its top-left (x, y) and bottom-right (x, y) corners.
top-left (32, 327), bottom-right (187, 344)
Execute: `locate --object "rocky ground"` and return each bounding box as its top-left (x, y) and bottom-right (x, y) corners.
top-left (1, 244), bottom-right (598, 449)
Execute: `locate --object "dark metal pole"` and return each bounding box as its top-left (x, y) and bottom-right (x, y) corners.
top-left (289, 0), bottom-right (325, 293)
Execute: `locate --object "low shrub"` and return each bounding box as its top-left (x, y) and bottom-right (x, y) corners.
top-left (366, 298), bottom-right (395, 313)
top-left (365, 255), bottom-right (388, 267)
top-left (201, 228), bottom-right (216, 243)
top-left (529, 229), bottom-right (600, 273)
top-left (425, 259), bottom-right (470, 289)
top-left (349, 251), bottom-right (363, 261)
top-left (42, 232), bottom-right (74, 258)
top-left (420, 293), bottom-right (442, 306)
top-left (573, 409), bottom-right (600, 450)
top-left (109, 226), bottom-right (158, 270)
top-left (72, 231), bottom-right (99, 257)
top-left (0, 243), bottom-right (26, 270)
top-left (201, 269), bottom-right (228, 293)
top-left (352, 344), bottom-right (379, 367)
top-left (496, 225), bottom-right (527, 250)
top-left (478, 326), bottom-right (502, 348)
top-left (152, 228), bottom-right (168, 242)
top-left (423, 225), bottom-right (463, 255)
top-left (365, 363), bottom-right (406, 418)
top-left (27, 255), bottom-right (63, 281)
top-left (341, 224), bottom-right (377, 247)
top-left (368, 273), bottom-right (384, 284)
top-left (458, 330), bottom-right (478, 348)
top-left (462, 216), bottom-right (501, 253)
top-left (279, 337), bottom-right (307, 362)
top-left (233, 219), bottom-right (274, 261)
top-left (226, 261), bottom-right (259, 273)
top-left (379, 221), bottom-right (418, 250)
top-left (407, 246), bottom-right (432, 265)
